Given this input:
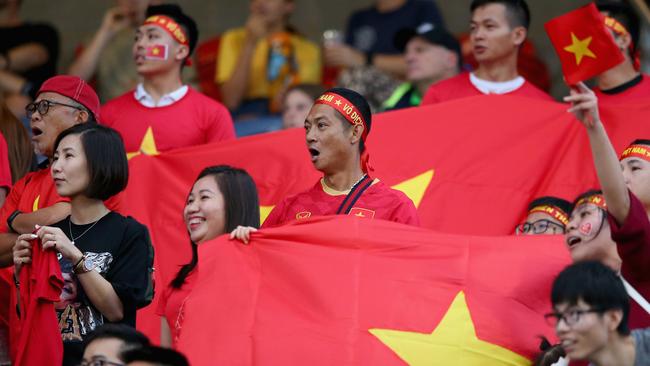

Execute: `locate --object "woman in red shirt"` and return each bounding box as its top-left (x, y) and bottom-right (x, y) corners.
top-left (157, 165), bottom-right (260, 348)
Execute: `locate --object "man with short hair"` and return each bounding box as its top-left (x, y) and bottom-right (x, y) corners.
top-left (594, 1), bottom-right (650, 104)
top-left (515, 196), bottom-right (572, 235)
top-left (421, 0), bottom-right (551, 105)
top-left (231, 88), bottom-right (419, 242)
top-left (382, 23), bottom-right (461, 111)
top-left (0, 75), bottom-right (102, 267)
top-left (101, 4), bottom-right (235, 157)
top-left (546, 261), bottom-right (649, 365)
top-left (81, 324), bottom-right (150, 366)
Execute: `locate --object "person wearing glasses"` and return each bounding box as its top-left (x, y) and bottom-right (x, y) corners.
top-left (515, 196), bottom-right (572, 235)
top-left (80, 324), bottom-right (150, 366)
top-left (540, 261), bottom-right (649, 366)
top-left (0, 75), bottom-right (106, 268)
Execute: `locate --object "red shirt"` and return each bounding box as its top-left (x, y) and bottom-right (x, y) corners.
top-left (263, 179), bottom-right (420, 228)
top-left (0, 133), bottom-right (11, 190)
top-left (0, 168), bottom-right (68, 234)
top-left (13, 240), bottom-right (64, 366)
top-left (607, 191), bottom-right (650, 329)
top-left (421, 72), bottom-right (553, 105)
top-left (595, 74), bottom-right (650, 105)
top-left (101, 87), bottom-right (235, 154)
top-left (156, 269), bottom-right (197, 348)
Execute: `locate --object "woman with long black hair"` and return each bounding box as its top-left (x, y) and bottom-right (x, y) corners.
top-left (157, 165), bottom-right (260, 348)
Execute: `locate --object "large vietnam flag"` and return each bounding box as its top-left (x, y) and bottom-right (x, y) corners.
top-left (176, 216), bottom-right (572, 366)
top-left (123, 95), bottom-right (648, 342)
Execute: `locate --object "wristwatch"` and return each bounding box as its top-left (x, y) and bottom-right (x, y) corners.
top-left (73, 253), bottom-right (95, 274)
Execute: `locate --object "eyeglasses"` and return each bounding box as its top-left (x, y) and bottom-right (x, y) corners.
top-left (25, 99), bottom-right (85, 117)
top-left (544, 308), bottom-right (603, 327)
top-left (515, 219), bottom-right (565, 235)
top-left (79, 358), bottom-right (124, 366)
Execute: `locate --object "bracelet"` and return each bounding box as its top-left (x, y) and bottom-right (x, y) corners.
top-left (73, 254), bottom-right (84, 271)
top-left (6, 210), bottom-right (21, 233)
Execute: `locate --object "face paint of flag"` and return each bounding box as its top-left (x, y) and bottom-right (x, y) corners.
top-left (145, 44), bottom-right (169, 61)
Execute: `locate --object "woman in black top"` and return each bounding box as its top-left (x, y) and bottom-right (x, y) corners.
top-left (13, 123), bottom-right (150, 365)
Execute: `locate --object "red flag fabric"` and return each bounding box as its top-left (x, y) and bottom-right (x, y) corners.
top-left (12, 240), bottom-right (63, 366)
top-left (545, 3), bottom-right (625, 85)
top-left (176, 216), bottom-right (572, 366)
top-left (123, 95), bottom-right (648, 341)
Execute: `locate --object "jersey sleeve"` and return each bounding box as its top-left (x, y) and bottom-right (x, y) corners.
top-left (204, 101), bottom-right (235, 143)
top-left (106, 218), bottom-right (151, 314)
top-left (390, 197), bottom-right (421, 226)
top-left (608, 191), bottom-right (650, 283)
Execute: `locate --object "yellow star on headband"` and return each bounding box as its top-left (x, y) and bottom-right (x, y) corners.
top-left (564, 32), bottom-right (596, 65)
top-left (335, 99), bottom-right (342, 106)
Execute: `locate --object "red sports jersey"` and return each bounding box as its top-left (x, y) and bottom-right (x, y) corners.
top-left (421, 72), bottom-right (552, 105)
top-left (13, 240), bottom-right (64, 366)
top-left (263, 179), bottom-right (420, 228)
top-left (101, 87), bottom-right (235, 154)
top-left (595, 74), bottom-right (650, 105)
top-left (608, 191), bottom-right (650, 329)
top-left (156, 268), bottom-right (197, 348)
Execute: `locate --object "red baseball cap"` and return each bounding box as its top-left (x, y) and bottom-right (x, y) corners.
top-left (37, 75), bottom-right (100, 120)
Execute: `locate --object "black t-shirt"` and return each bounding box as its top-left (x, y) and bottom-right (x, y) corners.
top-left (345, 0), bottom-right (445, 54)
top-left (0, 22), bottom-right (59, 96)
top-left (51, 212), bottom-right (150, 365)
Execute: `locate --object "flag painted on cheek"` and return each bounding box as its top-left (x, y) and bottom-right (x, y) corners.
top-left (145, 44), bottom-right (169, 61)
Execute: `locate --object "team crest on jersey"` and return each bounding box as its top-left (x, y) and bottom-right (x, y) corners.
top-left (349, 208), bottom-right (375, 219)
top-left (296, 211), bottom-right (311, 220)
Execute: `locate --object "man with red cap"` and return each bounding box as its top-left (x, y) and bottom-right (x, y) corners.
top-left (101, 4), bottom-right (234, 157)
top-left (231, 88), bottom-right (419, 243)
top-left (0, 75), bottom-right (102, 267)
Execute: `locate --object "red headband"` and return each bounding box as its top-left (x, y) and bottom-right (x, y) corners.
top-left (604, 16), bottom-right (639, 70)
top-left (144, 15), bottom-right (189, 46)
top-left (529, 205), bottom-right (570, 226)
top-left (620, 144), bottom-right (650, 162)
top-left (576, 194), bottom-right (607, 210)
top-left (315, 92), bottom-right (373, 173)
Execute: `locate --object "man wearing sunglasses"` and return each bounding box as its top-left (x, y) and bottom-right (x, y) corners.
top-left (515, 196), bottom-right (572, 235)
top-left (0, 75), bottom-right (100, 267)
top-left (543, 261), bottom-right (649, 365)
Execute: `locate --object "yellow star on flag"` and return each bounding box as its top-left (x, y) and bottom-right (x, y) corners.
top-left (127, 126), bottom-right (160, 160)
top-left (563, 32), bottom-right (596, 65)
top-left (152, 47), bottom-right (160, 55)
top-left (369, 291), bottom-right (530, 366)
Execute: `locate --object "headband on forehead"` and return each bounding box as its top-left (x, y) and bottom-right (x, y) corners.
top-left (314, 92), bottom-right (373, 173)
top-left (620, 144), bottom-right (650, 162)
top-left (576, 194), bottom-right (608, 211)
top-left (144, 15), bottom-right (189, 46)
top-left (604, 16), bottom-right (639, 70)
top-left (529, 205), bottom-right (570, 226)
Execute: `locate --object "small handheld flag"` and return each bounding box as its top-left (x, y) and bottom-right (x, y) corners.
top-left (545, 3), bottom-right (625, 85)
